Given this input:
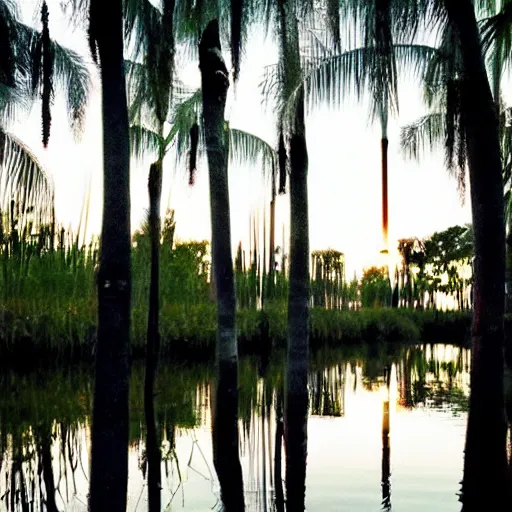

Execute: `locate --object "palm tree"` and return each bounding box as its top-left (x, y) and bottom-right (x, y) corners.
top-left (291, 18), bottom-right (438, 255)
top-left (87, 0), bottom-right (132, 509)
top-left (130, 76), bottom-right (279, 508)
top-left (289, 1), bottom-right (508, 504)
top-left (0, 0), bottom-right (90, 145)
top-left (0, 0), bottom-right (89, 235)
top-left (480, 3), bottom-right (512, 313)
top-left (443, 2), bottom-right (509, 507)
top-left (392, 0), bottom-right (509, 506)
top-left (259, 4), bottom-right (436, 506)
top-left (124, 2), bottom-right (176, 508)
top-left (273, 1), bottom-right (311, 508)
top-left (199, 19), bottom-right (244, 511)
top-left (339, 1), bottom-right (399, 254)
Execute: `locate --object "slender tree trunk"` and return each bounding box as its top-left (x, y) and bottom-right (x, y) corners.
top-left (269, 187), bottom-right (276, 300)
top-left (199, 19), bottom-right (244, 511)
top-left (444, 1), bottom-right (510, 508)
top-left (277, 3), bottom-right (310, 509)
top-left (145, 160), bottom-right (163, 512)
top-left (88, 0), bottom-right (131, 509)
top-left (285, 61), bottom-right (310, 512)
top-left (381, 137), bottom-right (389, 253)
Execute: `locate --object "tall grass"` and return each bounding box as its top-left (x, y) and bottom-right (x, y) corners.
top-left (0, 211), bottom-right (475, 363)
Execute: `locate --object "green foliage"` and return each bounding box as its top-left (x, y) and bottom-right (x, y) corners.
top-left (0, 211), bottom-right (473, 361)
top-left (399, 224), bottom-right (473, 309)
top-left (311, 249), bottom-right (345, 308)
top-left (360, 266), bottom-right (392, 307)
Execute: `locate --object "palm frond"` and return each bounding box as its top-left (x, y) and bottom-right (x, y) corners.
top-left (500, 106), bottom-right (512, 186)
top-left (51, 40), bottom-right (90, 138)
top-left (368, 0), bottom-right (398, 125)
top-left (480, 2), bottom-right (512, 100)
top-left (400, 109), bottom-right (465, 195)
top-left (268, 43), bottom-right (439, 130)
top-left (18, 21), bottom-right (90, 141)
top-left (422, 20), bottom-right (462, 107)
top-left (230, 0), bottom-right (245, 82)
top-left (58, 0), bottom-right (89, 29)
top-left (166, 88), bottom-right (202, 157)
top-left (400, 111), bottom-right (445, 161)
top-left (125, 59), bottom-right (159, 128)
top-left (325, 0), bottom-right (341, 50)
top-left (129, 124), bottom-right (163, 163)
top-left (229, 128), bottom-right (277, 180)
top-left (174, 0), bottom-right (224, 59)
top-left (0, 128), bottom-right (54, 232)
top-left (124, 0), bottom-right (163, 62)
top-left (0, 84), bottom-right (30, 128)
top-left (475, 0), bottom-right (499, 18)
top-left (124, 0), bottom-right (176, 129)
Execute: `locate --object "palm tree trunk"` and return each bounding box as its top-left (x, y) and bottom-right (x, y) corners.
top-left (88, 0), bottom-right (131, 509)
top-left (145, 160), bottom-right (163, 512)
top-left (444, 1), bottom-right (510, 508)
top-left (277, 3), bottom-right (310, 509)
top-left (199, 19), bottom-right (244, 511)
top-left (285, 75), bottom-right (310, 512)
top-left (269, 185), bottom-right (276, 300)
top-left (381, 137), bottom-right (389, 252)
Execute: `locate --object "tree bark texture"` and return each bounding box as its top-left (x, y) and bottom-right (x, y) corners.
top-left (88, 0), bottom-right (131, 509)
top-left (145, 160), bottom-right (163, 512)
top-left (278, 2), bottom-right (310, 510)
top-left (199, 19), bottom-right (245, 511)
top-left (444, 1), bottom-right (510, 509)
top-left (381, 137), bottom-right (389, 252)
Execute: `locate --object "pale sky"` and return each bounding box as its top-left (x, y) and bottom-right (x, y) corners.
top-left (13, 0), bottom-right (472, 277)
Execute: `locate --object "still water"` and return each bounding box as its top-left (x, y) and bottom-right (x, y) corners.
top-left (0, 343), bottom-right (469, 511)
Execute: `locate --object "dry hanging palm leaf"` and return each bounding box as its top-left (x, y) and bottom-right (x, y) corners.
top-left (278, 130), bottom-right (287, 194)
top-left (231, 0), bottom-right (244, 83)
top-left (88, 0), bottom-right (100, 64)
top-left (188, 122), bottom-right (199, 185)
top-left (41, 1), bottom-right (54, 148)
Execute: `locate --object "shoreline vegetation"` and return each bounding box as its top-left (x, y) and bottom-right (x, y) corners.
top-left (0, 304), bottom-right (475, 364)
top-left (0, 219), bottom-right (482, 366)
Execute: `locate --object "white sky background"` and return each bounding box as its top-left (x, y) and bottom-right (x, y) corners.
top-left (13, 0), bottom-right (472, 277)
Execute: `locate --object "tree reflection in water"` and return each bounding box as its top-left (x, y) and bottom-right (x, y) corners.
top-left (0, 344), bottom-right (470, 510)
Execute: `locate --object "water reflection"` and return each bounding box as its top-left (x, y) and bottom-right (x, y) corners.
top-left (0, 344), bottom-right (470, 511)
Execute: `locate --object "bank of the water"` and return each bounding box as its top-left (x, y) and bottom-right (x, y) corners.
top-left (0, 304), bottom-right (474, 365)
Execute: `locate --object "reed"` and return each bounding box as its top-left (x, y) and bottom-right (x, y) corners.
top-left (0, 211), bottom-right (475, 364)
